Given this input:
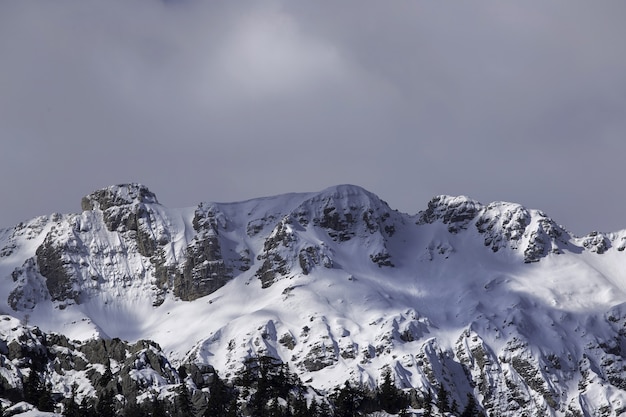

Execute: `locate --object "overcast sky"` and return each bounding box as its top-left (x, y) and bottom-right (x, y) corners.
top-left (1, 1), bottom-right (625, 235)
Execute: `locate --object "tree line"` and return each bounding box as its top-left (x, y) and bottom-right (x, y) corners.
top-left (2, 355), bottom-right (485, 417)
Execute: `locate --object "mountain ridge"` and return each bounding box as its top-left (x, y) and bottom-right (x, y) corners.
top-left (2, 183), bottom-right (626, 416)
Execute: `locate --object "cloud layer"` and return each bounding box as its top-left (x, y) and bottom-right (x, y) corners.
top-left (1, 0), bottom-right (625, 235)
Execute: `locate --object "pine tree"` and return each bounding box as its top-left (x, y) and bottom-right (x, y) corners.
top-left (37, 383), bottom-right (55, 412)
top-left (332, 381), bottom-right (363, 417)
top-left (284, 398), bottom-right (293, 417)
top-left (99, 359), bottom-right (113, 388)
top-left (225, 396), bottom-right (239, 417)
top-left (96, 389), bottom-right (116, 417)
top-left (318, 400), bottom-right (332, 417)
top-left (423, 390), bottom-right (433, 417)
top-left (176, 382), bottom-right (193, 417)
top-left (63, 399), bottom-right (80, 417)
top-left (461, 393), bottom-right (484, 417)
top-left (23, 369), bottom-right (42, 405)
top-left (308, 398), bottom-right (319, 417)
top-left (205, 372), bottom-right (231, 417)
top-left (151, 397), bottom-right (167, 417)
top-left (63, 384), bottom-right (80, 417)
top-left (377, 370), bottom-right (409, 414)
top-left (123, 399), bottom-right (147, 417)
top-left (436, 384), bottom-right (449, 414)
top-left (267, 397), bottom-right (282, 417)
top-left (78, 397), bottom-right (96, 417)
top-left (292, 391), bottom-right (307, 417)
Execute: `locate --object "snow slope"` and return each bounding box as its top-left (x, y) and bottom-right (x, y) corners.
top-left (2, 183), bottom-right (626, 416)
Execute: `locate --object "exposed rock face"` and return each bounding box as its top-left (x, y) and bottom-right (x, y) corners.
top-left (255, 185), bottom-right (399, 287)
top-left (174, 204), bottom-right (233, 301)
top-left (306, 185), bottom-right (398, 243)
top-left (582, 231), bottom-right (610, 254)
top-left (35, 229), bottom-right (80, 303)
top-left (418, 195), bottom-right (482, 233)
top-left (255, 216), bottom-right (296, 288)
top-left (474, 202), bottom-right (531, 251)
top-left (298, 245), bottom-right (333, 275)
top-left (81, 183), bottom-right (159, 212)
top-left (419, 195), bottom-right (571, 262)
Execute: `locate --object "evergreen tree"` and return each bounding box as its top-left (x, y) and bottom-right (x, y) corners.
top-left (63, 398), bottom-right (80, 417)
top-left (176, 382), bottom-right (193, 417)
top-left (292, 391), bottom-right (308, 417)
top-left (235, 356), bottom-right (305, 417)
top-left (23, 369), bottom-right (55, 412)
top-left (225, 396), bottom-right (239, 417)
top-left (318, 400), bottom-right (332, 417)
top-left (37, 383), bottom-right (55, 412)
top-left (248, 388), bottom-right (267, 417)
top-left (461, 393), bottom-right (484, 417)
top-left (284, 398), bottom-right (293, 417)
top-left (151, 397), bottom-right (167, 417)
top-left (267, 397), bottom-right (282, 417)
top-left (78, 397), bottom-right (96, 417)
top-left (99, 359), bottom-right (114, 388)
top-left (331, 381), bottom-right (363, 417)
top-left (308, 398), bottom-right (319, 417)
top-left (178, 366), bottom-right (188, 380)
top-left (423, 390), bottom-right (433, 417)
top-left (124, 399), bottom-right (147, 417)
top-left (436, 384), bottom-right (449, 414)
top-left (63, 384), bottom-right (80, 417)
top-left (205, 372), bottom-right (231, 417)
top-left (23, 369), bottom-right (42, 405)
top-left (96, 389), bottom-right (116, 417)
top-left (377, 370), bottom-right (409, 414)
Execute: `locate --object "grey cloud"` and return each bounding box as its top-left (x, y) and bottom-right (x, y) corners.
top-left (1, 0), bottom-right (625, 235)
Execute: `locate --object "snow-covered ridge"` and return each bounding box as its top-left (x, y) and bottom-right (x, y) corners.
top-left (2, 184), bottom-right (626, 416)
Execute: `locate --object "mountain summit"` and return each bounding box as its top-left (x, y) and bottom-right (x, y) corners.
top-left (1, 184), bottom-right (626, 416)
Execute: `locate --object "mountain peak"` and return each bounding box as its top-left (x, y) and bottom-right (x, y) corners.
top-left (80, 183), bottom-right (159, 211)
top-left (300, 184), bottom-right (392, 213)
top-left (318, 184), bottom-right (376, 197)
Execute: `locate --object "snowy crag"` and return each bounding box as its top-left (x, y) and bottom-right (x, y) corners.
top-left (2, 183), bottom-right (626, 416)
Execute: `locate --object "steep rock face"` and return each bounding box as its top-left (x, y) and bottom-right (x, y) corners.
top-left (81, 184), bottom-right (170, 259)
top-left (174, 204), bottom-right (235, 301)
top-left (35, 227), bottom-right (79, 303)
top-left (255, 216), bottom-right (297, 288)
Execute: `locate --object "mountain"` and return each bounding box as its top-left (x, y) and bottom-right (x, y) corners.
top-left (2, 183), bottom-right (626, 416)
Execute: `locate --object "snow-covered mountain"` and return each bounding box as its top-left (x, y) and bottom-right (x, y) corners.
top-left (2, 183), bottom-right (626, 416)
